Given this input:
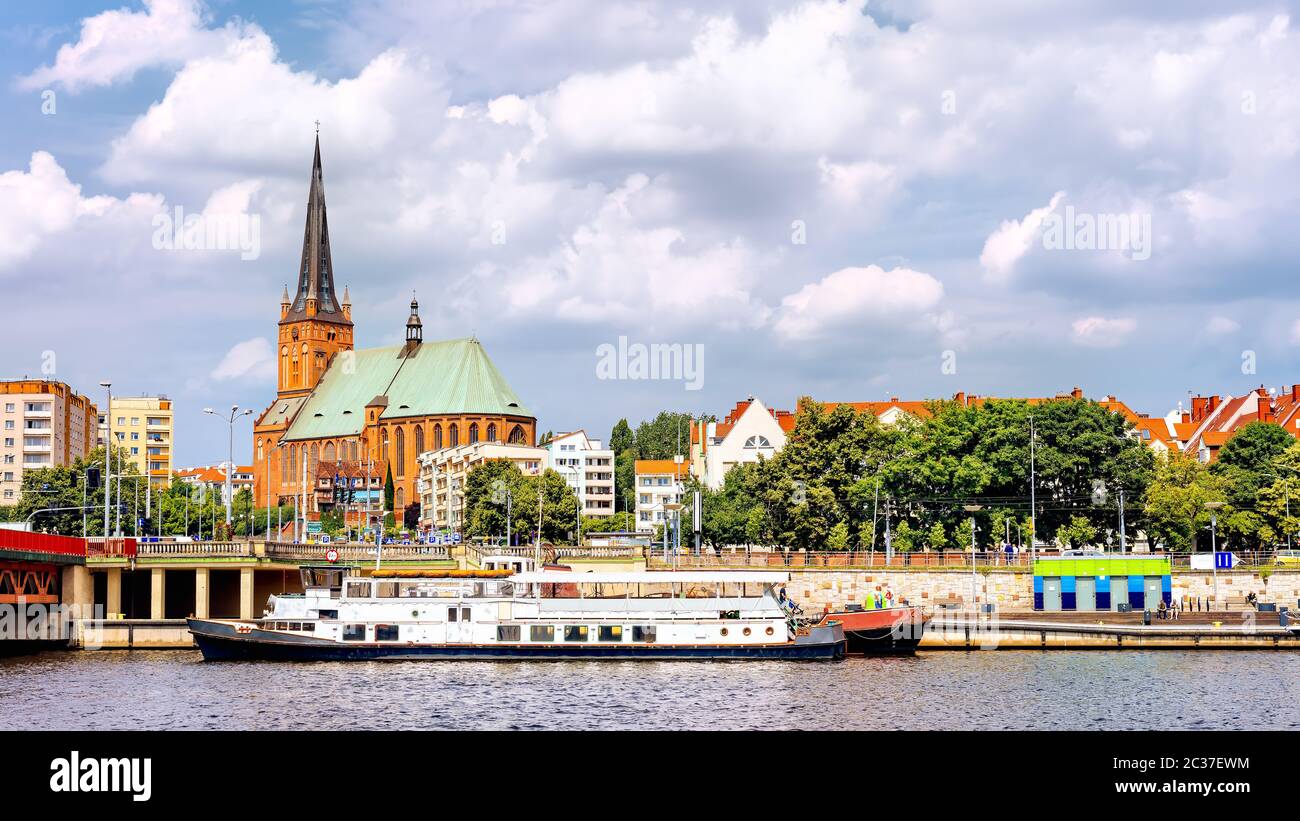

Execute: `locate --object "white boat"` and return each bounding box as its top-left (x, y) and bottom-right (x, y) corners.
top-left (187, 564), bottom-right (845, 660)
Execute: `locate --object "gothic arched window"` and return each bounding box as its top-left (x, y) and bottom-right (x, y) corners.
top-left (469, 423), bottom-right (479, 444)
top-left (486, 423), bottom-right (496, 442)
top-left (395, 427), bottom-right (406, 478)
top-left (434, 425), bottom-right (443, 451)
top-left (508, 425), bottom-right (525, 445)
top-left (414, 425), bottom-right (424, 457)
top-left (449, 424), bottom-right (459, 448)
top-left (381, 429), bottom-right (390, 464)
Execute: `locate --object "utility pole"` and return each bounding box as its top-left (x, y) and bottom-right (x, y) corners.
top-left (100, 382), bottom-right (112, 541)
top-left (1028, 415), bottom-right (1037, 561)
top-left (1118, 489), bottom-right (1127, 553)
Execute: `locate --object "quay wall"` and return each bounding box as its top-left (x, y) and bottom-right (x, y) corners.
top-left (785, 569), bottom-right (1300, 613)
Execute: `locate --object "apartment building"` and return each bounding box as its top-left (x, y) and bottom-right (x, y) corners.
top-left (98, 396), bottom-right (174, 487)
top-left (417, 442), bottom-right (547, 533)
top-left (0, 379), bottom-right (98, 506)
top-left (544, 430), bottom-right (615, 518)
top-left (633, 458), bottom-right (689, 533)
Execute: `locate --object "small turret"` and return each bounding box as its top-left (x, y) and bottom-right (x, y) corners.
top-left (342, 285), bottom-right (351, 321)
top-left (280, 284), bottom-right (291, 320)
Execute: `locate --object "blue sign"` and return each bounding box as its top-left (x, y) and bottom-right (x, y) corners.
top-left (1215, 551), bottom-right (1235, 569)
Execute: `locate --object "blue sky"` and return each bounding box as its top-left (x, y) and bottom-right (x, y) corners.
top-left (3, 0), bottom-right (1300, 467)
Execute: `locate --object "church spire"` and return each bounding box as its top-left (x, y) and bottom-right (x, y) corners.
top-left (283, 131), bottom-right (346, 325)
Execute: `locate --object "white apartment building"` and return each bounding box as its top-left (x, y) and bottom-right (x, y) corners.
top-left (417, 442), bottom-right (547, 533)
top-left (633, 458), bottom-right (689, 533)
top-left (689, 397), bottom-right (793, 490)
top-left (0, 380), bottom-right (98, 506)
top-left (173, 464), bottom-right (256, 505)
top-left (544, 430), bottom-right (615, 519)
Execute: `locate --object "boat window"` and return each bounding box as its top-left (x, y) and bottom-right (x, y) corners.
top-left (346, 581), bottom-right (371, 598)
top-left (529, 625), bottom-right (555, 642)
top-left (342, 624), bottom-right (366, 642)
top-left (496, 625), bottom-right (521, 642)
top-left (375, 624), bottom-right (399, 642)
top-left (632, 626), bottom-right (656, 643)
top-left (289, 622), bottom-right (302, 631)
top-left (597, 625), bottom-right (623, 642)
top-left (461, 607), bottom-right (471, 622)
top-left (447, 607), bottom-right (457, 623)
top-left (375, 582), bottom-right (400, 598)
top-left (563, 625), bottom-right (589, 642)
top-left (317, 609), bottom-right (338, 620)
top-left (301, 622), bottom-right (316, 632)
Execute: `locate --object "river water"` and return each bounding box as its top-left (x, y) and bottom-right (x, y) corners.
top-left (2, 650), bottom-right (1294, 730)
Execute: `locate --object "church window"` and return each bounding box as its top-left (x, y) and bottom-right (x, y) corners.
top-left (449, 424), bottom-right (459, 448)
top-left (508, 425), bottom-right (525, 445)
top-left (396, 487), bottom-right (405, 510)
top-left (469, 423), bottom-right (479, 444)
top-left (324, 442), bottom-right (335, 462)
top-left (434, 425), bottom-right (443, 451)
top-left (414, 425), bottom-right (424, 458)
top-left (395, 427), bottom-right (406, 478)
top-left (381, 429), bottom-right (390, 463)
top-left (486, 423), bottom-right (496, 442)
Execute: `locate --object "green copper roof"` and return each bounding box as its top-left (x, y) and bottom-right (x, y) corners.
top-left (281, 338), bottom-right (531, 442)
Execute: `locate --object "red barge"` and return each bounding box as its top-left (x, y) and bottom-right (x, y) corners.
top-left (814, 605), bottom-right (928, 654)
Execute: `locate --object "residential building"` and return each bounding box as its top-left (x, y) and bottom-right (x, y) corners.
top-left (97, 395), bottom-right (173, 486)
top-left (0, 379), bottom-right (98, 506)
top-left (252, 135), bottom-right (536, 518)
top-left (173, 464), bottom-right (255, 505)
top-left (1175, 385), bottom-right (1300, 462)
top-left (634, 458), bottom-right (689, 533)
top-left (417, 442), bottom-right (547, 533)
top-left (688, 397), bottom-right (794, 489)
top-left (544, 430), bottom-right (616, 518)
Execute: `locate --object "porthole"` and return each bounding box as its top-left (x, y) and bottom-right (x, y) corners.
top-left (720, 627), bottom-right (729, 637)
top-left (765, 626), bottom-right (775, 636)
top-left (743, 627), bottom-right (752, 636)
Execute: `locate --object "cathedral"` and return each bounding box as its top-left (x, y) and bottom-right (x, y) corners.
top-left (252, 136), bottom-right (536, 528)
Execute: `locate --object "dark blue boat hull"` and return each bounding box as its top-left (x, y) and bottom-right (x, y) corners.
top-left (187, 619), bottom-right (845, 661)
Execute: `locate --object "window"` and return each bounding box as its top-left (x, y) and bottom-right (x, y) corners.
top-left (529, 625), bottom-right (555, 642)
top-left (342, 624), bottom-right (366, 641)
top-left (395, 427), bottom-right (406, 477)
top-left (317, 609), bottom-right (338, 620)
top-left (3, 421), bottom-right (10, 430)
top-left (563, 625), bottom-right (589, 642)
top-left (375, 624), bottom-right (399, 642)
top-left (434, 425), bottom-right (443, 450)
top-left (461, 607), bottom-right (471, 622)
top-left (131, 432), bottom-right (139, 441)
top-left (508, 425), bottom-right (526, 445)
top-left (469, 423), bottom-right (479, 444)
top-left (486, 423), bottom-right (496, 442)
top-left (3, 404), bottom-right (12, 412)
top-left (346, 581), bottom-right (371, 598)
top-left (632, 625), bottom-right (657, 643)
top-left (449, 424), bottom-right (458, 447)
top-left (598, 625), bottom-right (623, 642)
top-left (496, 625), bottom-right (521, 642)
top-left (117, 417), bottom-right (125, 426)
top-left (447, 607), bottom-right (458, 622)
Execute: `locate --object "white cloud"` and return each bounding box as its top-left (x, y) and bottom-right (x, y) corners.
top-left (1207, 316), bottom-right (1240, 335)
top-left (1071, 316), bottom-right (1136, 348)
top-left (1289, 319), bottom-right (1300, 345)
top-left (211, 338), bottom-right (276, 382)
top-left (979, 191), bottom-right (1065, 282)
top-left (772, 265), bottom-right (944, 341)
top-left (0, 151), bottom-right (160, 272)
top-left (17, 0), bottom-right (239, 93)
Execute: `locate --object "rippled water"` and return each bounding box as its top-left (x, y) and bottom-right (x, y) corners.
top-left (2, 650), bottom-right (1295, 730)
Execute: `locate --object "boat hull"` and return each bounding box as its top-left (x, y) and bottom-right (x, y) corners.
top-left (187, 619), bottom-right (846, 661)
top-left (818, 606), bottom-right (928, 655)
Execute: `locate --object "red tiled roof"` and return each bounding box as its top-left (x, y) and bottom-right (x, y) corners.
top-left (634, 459), bottom-right (689, 478)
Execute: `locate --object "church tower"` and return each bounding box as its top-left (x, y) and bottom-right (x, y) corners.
top-left (278, 133), bottom-right (354, 396)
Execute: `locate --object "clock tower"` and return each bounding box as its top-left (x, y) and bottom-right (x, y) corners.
top-left (277, 133), bottom-right (353, 397)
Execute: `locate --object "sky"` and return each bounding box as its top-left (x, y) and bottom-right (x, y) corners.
top-left (2, 0), bottom-right (1300, 467)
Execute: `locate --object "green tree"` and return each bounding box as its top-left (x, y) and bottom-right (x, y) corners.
top-left (383, 464), bottom-right (395, 513)
top-left (827, 521), bottom-right (850, 550)
top-left (891, 520), bottom-right (915, 552)
top-left (1143, 453), bottom-right (1232, 552)
top-left (609, 419), bottom-right (634, 455)
top-left (1054, 515), bottom-right (1097, 548)
top-left (927, 522), bottom-right (947, 551)
top-left (633, 411), bottom-right (694, 459)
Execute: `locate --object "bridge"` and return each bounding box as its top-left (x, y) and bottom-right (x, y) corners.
top-left (0, 529), bottom-right (92, 654)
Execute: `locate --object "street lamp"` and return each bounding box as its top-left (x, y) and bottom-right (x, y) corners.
top-left (664, 502), bottom-right (683, 569)
top-left (99, 381), bottom-right (112, 540)
top-left (964, 503), bottom-right (983, 616)
top-left (1204, 501), bottom-right (1225, 610)
top-left (204, 405), bottom-right (251, 529)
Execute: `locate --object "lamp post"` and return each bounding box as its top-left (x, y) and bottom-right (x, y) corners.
top-left (1028, 414), bottom-right (1037, 562)
top-left (266, 440), bottom-right (288, 540)
top-left (664, 502), bottom-right (683, 570)
top-left (204, 405), bottom-right (251, 528)
top-left (1205, 501), bottom-right (1224, 610)
top-left (964, 503), bottom-right (983, 616)
top-left (99, 382), bottom-right (112, 540)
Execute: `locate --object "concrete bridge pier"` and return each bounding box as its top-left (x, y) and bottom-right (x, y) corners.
top-left (60, 564), bottom-right (93, 617)
top-left (240, 567), bottom-right (254, 620)
top-left (106, 568), bottom-right (122, 618)
top-left (150, 568), bottom-right (167, 620)
top-left (194, 569), bottom-right (209, 619)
